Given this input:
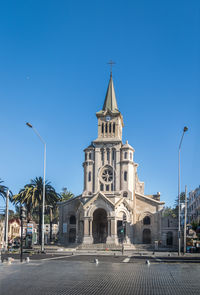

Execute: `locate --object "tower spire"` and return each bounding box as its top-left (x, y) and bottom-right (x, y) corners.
top-left (102, 75), bottom-right (118, 112)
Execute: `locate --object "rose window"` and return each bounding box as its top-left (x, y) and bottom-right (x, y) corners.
top-left (101, 167), bottom-right (113, 183)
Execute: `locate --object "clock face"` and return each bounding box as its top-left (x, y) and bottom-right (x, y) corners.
top-left (106, 116), bottom-right (111, 122)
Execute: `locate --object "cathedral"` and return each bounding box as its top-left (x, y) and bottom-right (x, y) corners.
top-left (59, 73), bottom-right (166, 248)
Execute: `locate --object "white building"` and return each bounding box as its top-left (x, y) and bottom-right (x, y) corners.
top-left (188, 186), bottom-right (200, 224)
top-left (59, 73), bottom-right (165, 248)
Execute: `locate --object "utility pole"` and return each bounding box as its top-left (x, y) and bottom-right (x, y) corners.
top-left (4, 190), bottom-right (9, 251)
top-left (184, 185), bottom-right (187, 254)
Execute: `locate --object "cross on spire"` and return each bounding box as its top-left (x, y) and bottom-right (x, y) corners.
top-left (107, 60), bottom-right (115, 76)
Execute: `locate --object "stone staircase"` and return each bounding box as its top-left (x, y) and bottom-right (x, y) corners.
top-left (77, 243), bottom-right (137, 250)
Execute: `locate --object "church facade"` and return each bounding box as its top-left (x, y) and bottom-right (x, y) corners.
top-left (59, 74), bottom-right (165, 247)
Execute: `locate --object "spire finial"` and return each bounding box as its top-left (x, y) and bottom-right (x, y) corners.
top-left (107, 60), bottom-right (115, 76)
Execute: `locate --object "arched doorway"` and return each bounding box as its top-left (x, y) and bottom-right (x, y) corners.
top-left (143, 229), bottom-right (151, 244)
top-left (69, 228), bottom-right (76, 243)
top-left (92, 208), bottom-right (108, 243)
top-left (166, 231), bottom-right (173, 246)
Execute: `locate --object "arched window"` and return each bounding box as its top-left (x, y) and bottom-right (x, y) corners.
top-left (123, 192), bottom-right (128, 198)
top-left (100, 183), bottom-right (104, 191)
top-left (112, 149), bottom-right (115, 161)
top-left (105, 123), bottom-right (108, 133)
top-left (107, 149), bottom-right (110, 162)
top-left (70, 215), bottom-right (76, 224)
top-left (113, 123), bottom-right (115, 133)
top-left (143, 216), bottom-right (151, 225)
top-left (166, 231), bottom-right (173, 246)
top-left (124, 152), bottom-right (127, 159)
top-left (101, 123), bottom-right (104, 134)
top-left (124, 171), bottom-right (127, 181)
top-left (109, 123), bottom-right (112, 133)
top-left (88, 171), bottom-right (91, 182)
top-left (143, 229), bottom-right (151, 244)
top-left (101, 149), bottom-right (104, 162)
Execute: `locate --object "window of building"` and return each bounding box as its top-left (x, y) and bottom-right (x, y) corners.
top-left (89, 153), bottom-right (92, 160)
top-left (85, 153), bottom-right (88, 161)
top-left (123, 192), bottom-right (128, 198)
top-left (100, 183), bottom-right (104, 191)
top-left (112, 149), bottom-right (115, 161)
top-left (106, 185), bottom-right (109, 191)
top-left (109, 123), bottom-right (112, 133)
top-left (105, 123), bottom-right (108, 133)
top-left (70, 215), bottom-right (76, 224)
top-left (101, 149), bottom-right (104, 162)
top-left (113, 123), bottom-right (115, 133)
top-left (130, 152), bottom-right (132, 160)
top-left (107, 149), bottom-right (110, 162)
top-left (88, 171), bottom-right (91, 182)
top-left (124, 171), bottom-right (127, 181)
top-left (101, 123), bottom-right (104, 134)
top-left (124, 152), bottom-right (127, 159)
top-left (143, 216), bottom-right (151, 225)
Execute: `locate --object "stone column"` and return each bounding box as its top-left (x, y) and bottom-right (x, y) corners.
top-left (75, 215), bottom-right (79, 243)
top-left (110, 218), bottom-right (118, 244)
top-left (82, 218), bottom-right (93, 244)
top-left (106, 218), bottom-right (112, 244)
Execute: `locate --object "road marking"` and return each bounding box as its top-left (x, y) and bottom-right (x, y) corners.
top-left (41, 255), bottom-right (79, 261)
top-left (123, 257), bottom-right (130, 263)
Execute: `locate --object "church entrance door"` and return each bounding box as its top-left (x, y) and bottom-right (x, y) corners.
top-left (92, 209), bottom-right (108, 243)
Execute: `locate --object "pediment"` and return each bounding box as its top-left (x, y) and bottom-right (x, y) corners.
top-left (115, 198), bottom-right (132, 212)
top-left (83, 192), bottom-right (115, 210)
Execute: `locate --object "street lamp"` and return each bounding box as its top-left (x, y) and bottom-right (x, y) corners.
top-left (178, 126), bottom-right (188, 256)
top-left (26, 122), bottom-right (46, 253)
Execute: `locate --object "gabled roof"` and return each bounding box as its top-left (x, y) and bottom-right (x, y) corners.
top-left (83, 192), bottom-right (115, 209)
top-left (115, 197), bottom-right (132, 212)
top-left (97, 74), bottom-right (120, 114)
top-left (136, 192), bottom-right (165, 205)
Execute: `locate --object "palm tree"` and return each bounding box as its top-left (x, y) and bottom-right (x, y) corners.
top-left (13, 177), bottom-right (60, 244)
top-left (60, 187), bottom-right (74, 202)
top-left (0, 179), bottom-right (9, 200)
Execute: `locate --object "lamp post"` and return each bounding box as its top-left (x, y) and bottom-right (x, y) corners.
top-left (20, 206), bottom-right (26, 262)
top-left (4, 190), bottom-right (9, 251)
top-left (26, 122), bottom-right (46, 253)
top-left (178, 126), bottom-right (188, 256)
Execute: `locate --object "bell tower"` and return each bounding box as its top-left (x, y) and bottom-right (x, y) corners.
top-left (95, 73), bottom-right (124, 142)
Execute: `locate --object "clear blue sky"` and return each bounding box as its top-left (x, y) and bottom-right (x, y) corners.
top-left (0, 1), bottom-right (199, 210)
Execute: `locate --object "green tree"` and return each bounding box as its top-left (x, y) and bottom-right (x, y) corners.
top-left (163, 206), bottom-right (177, 218)
top-left (60, 187), bottom-right (74, 202)
top-left (13, 177), bottom-right (60, 244)
top-left (0, 179), bottom-right (12, 201)
top-left (191, 220), bottom-right (198, 231)
top-left (173, 192), bottom-right (186, 217)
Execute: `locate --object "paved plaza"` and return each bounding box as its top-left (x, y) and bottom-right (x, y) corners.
top-left (0, 255), bottom-right (200, 295)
